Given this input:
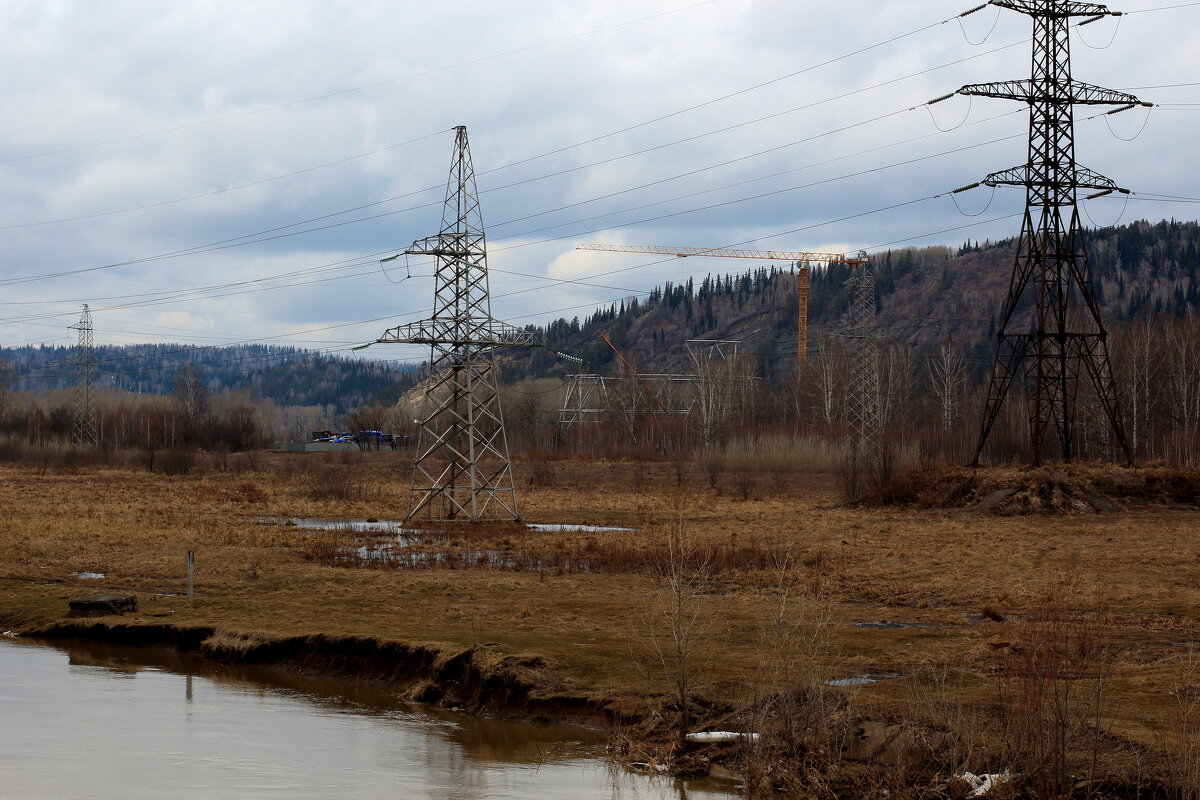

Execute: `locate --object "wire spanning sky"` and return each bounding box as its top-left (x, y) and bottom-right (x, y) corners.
top-left (0, 0), bottom-right (1195, 368)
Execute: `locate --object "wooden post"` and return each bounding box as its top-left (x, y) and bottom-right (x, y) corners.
top-left (186, 550), bottom-right (195, 606)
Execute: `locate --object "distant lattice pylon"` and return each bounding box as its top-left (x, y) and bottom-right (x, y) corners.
top-left (68, 304), bottom-right (98, 448)
top-left (841, 267), bottom-right (879, 459)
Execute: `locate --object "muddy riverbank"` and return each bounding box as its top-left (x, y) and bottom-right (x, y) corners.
top-left (0, 636), bottom-right (739, 798)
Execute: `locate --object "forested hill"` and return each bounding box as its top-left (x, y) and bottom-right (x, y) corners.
top-left (504, 218), bottom-right (1200, 381)
top-left (0, 343), bottom-right (415, 412)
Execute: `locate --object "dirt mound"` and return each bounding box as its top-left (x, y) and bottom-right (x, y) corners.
top-left (873, 463), bottom-right (1200, 514)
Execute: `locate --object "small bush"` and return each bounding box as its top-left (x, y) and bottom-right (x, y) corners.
top-left (299, 463), bottom-right (377, 502)
top-left (160, 448), bottom-right (197, 475)
top-left (527, 461), bottom-right (557, 487)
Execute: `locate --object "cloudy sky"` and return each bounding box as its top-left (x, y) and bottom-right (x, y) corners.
top-left (0, 0), bottom-right (1195, 367)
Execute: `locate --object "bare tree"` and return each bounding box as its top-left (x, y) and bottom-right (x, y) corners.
top-left (751, 550), bottom-right (841, 769)
top-left (812, 334), bottom-right (845, 433)
top-left (878, 344), bottom-right (915, 434)
top-left (641, 502), bottom-right (715, 744)
top-left (690, 341), bottom-right (749, 447)
top-left (1166, 317), bottom-right (1200, 461)
top-left (0, 356), bottom-right (13, 428)
top-left (927, 340), bottom-right (967, 434)
top-left (172, 365), bottom-right (210, 443)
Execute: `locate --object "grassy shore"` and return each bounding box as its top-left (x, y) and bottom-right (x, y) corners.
top-left (1, 450), bottom-right (1198, 796)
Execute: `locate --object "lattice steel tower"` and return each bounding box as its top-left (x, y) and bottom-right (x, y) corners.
top-left (68, 304), bottom-right (98, 448)
top-left (842, 266), bottom-right (879, 458)
top-left (376, 126), bottom-right (536, 521)
top-left (943, 0), bottom-right (1147, 465)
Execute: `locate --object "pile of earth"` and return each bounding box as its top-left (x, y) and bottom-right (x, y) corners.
top-left (872, 463), bottom-right (1200, 514)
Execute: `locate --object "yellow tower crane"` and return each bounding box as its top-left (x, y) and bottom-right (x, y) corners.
top-left (575, 243), bottom-right (867, 368)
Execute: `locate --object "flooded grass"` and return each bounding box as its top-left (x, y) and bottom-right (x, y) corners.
top-left (273, 516), bottom-right (777, 576)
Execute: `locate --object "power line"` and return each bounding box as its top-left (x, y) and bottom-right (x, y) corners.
top-left (0, 35), bottom-right (1035, 289)
top-left (0, 130), bottom-right (446, 230)
top-left (0, 0), bottom-right (721, 167)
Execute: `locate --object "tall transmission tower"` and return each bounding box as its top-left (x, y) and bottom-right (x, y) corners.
top-left (68, 304), bottom-right (98, 448)
top-left (375, 126), bottom-right (537, 522)
top-left (842, 267), bottom-right (879, 459)
top-left (938, 0), bottom-right (1148, 465)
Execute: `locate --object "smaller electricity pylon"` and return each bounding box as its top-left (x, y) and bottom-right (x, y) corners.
top-left (841, 266), bottom-right (879, 460)
top-left (67, 304), bottom-right (98, 448)
top-left (376, 126), bottom-right (536, 522)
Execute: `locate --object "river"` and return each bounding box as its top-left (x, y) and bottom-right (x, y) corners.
top-left (0, 638), bottom-right (739, 799)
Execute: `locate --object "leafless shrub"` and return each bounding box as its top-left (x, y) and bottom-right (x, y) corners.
top-left (743, 548), bottom-right (851, 798)
top-left (734, 471), bottom-right (757, 501)
top-left (297, 462), bottom-right (377, 502)
top-left (1165, 645), bottom-right (1200, 800)
top-left (636, 501), bottom-right (716, 744)
top-left (703, 456), bottom-right (723, 492)
top-left (527, 459), bottom-right (557, 487)
top-left (995, 575), bottom-right (1119, 798)
top-left (159, 447), bottom-right (196, 476)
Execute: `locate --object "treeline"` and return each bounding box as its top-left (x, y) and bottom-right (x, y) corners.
top-left (0, 342), bottom-right (415, 414)
top-left (501, 219), bottom-right (1200, 384)
top-left (0, 366), bottom-right (264, 459)
top-left (499, 315), bottom-right (1200, 471)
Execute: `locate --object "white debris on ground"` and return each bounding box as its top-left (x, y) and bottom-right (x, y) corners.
top-left (959, 771), bottom-right (1014, 798)
top-left (685, 731), bottom-right (761, 744)
top-left (1, 631), bottom-right (18, 637)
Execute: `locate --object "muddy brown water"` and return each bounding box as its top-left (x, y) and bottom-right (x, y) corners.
top-left (0, 638), bottom-right (738, 799)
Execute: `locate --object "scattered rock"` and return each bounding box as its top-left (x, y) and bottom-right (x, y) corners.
top-left (68, 593), bottom-right (137, 616)
top-left (972, 487), bottom-right (1020, 511)
top-left (826, 673), bottom-right (902, 687)
top-left (960, 771), bottom-right (1014, 798)
top-left (685, 731), bottom-right (760, 744)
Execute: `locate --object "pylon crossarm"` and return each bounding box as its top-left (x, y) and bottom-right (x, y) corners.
top-left (958, 79), bottom-right (1141, 107)
top-left (977, 165), bottom-right (1124, 194)
top-left (405, 232), bottom-right (486, 257)
top-left (989, 0), bottom-right (1116, 17)
top-left (377, 319), bottom-right (537, 347)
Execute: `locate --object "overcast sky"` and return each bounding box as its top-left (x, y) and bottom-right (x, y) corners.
top-left (0, 0), bottom-right (1195, 367)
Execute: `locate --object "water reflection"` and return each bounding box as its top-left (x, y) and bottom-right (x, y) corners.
top-left (0, 639), bottom-right (738, 799)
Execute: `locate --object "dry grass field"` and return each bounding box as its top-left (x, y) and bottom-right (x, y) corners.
top-left (1, 448), bottom-right (1198, 793)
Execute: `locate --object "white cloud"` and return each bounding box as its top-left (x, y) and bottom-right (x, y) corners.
top-left (0, 0), bottom-right (1191, 352)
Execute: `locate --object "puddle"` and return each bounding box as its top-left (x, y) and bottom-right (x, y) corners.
top-left (262, 517), bottom-right (631, 573)
top-left (856, 621), bottom-right (937, 630)
top-left (354, 545), bottom-right (516, 570)
top-left (265, 517), bottom-right (410, 534)
top-left (527, 523), bottom-right (636, 533)
top-left (266, 517), bottom-right (635, 535)
top-left (72, 572), bottom-right (106, 580)
top-left (825, 673), bottom-right (902, 687)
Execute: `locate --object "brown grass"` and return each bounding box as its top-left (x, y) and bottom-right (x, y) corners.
top-left (0, 450), bottom-right (1198, 793)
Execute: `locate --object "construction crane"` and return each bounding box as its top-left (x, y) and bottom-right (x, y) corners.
top-left (576, 244), bottom-right (867, 368)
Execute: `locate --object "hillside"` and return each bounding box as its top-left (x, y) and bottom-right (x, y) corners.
top-left (0, 343), bottom-right (415, 413)
top-left (508, 218), bottom-right (1200, 381)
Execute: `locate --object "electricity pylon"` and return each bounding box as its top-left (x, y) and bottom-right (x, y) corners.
top-left (939, 0), bottom-right (1148, 465)
top-left (68, 304), bottom-right (98, 448)
top-left (842, 267), bottom-right (879, 459)
top-left (376, 126), bottom-right (537, 522)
